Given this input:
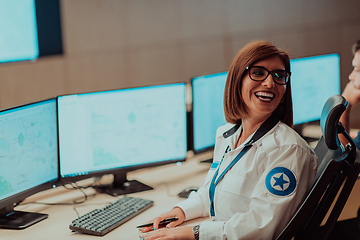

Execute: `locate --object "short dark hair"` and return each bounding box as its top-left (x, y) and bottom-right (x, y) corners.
top-left (223, 40), bottom-right (293, 127)
top-left (352, 40), bottom-right (360, 54)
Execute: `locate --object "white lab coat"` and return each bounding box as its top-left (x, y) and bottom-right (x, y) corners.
top-left (176, 121), bottom-right (317, 240)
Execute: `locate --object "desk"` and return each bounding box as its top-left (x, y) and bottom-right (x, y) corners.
top-left (1, 152), bottom-right (212, 240)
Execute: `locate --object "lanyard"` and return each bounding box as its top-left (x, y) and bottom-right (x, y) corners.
top-left (208, 115), bottom-right (279, 219)
top-left (209, 143), bottom-right (252, 219)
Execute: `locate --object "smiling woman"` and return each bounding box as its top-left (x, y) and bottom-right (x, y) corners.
top-left (224, 41), bottom-right (293, 128)
top-left (234, 55), bottom-right (288, 148)
top-left (139, 41), bottom-right (317, 240)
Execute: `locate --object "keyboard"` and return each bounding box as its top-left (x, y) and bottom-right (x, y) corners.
top-left (69, 196), bottom-right (154, 236)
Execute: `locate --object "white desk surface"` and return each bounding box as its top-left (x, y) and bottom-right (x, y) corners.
top-left (1, 151), bottom-right (212, 240)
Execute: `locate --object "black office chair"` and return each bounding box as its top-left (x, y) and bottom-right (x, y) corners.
top-left (327, 206), bottom-right (360, 240)
top-left (276, 95), bottom-right (360, 240)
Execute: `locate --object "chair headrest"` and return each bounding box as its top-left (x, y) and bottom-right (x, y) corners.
top-left (320, 95), bottom-right (348, 150)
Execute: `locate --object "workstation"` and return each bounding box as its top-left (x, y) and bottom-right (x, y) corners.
top-left (0, 74), bottom-right (359, 239)
top-left (1, 151), bottom-right (212, 239)
top-left (1, 137), bottom-right (359, 239)
top-left (1, 0), bottom-right (360, 239)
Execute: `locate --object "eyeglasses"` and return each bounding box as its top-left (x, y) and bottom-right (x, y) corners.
top-left (246, 66), bottom-right (291, 85)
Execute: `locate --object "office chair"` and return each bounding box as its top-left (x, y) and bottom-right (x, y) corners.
top-left (276, 95), bottom-right (360, 240)
top-left (327, 206), bottom-right (360, 240)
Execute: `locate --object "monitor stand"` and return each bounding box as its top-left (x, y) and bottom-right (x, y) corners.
top-left (94, 172), bottom-right (153, 197)
top-left (0, 205), bottom-right (48, 229)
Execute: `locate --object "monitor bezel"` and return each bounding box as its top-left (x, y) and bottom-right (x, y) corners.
top-left (0, 98), bottom-right (60, 212)
top-left (57, 82), bottom-right (188, 184)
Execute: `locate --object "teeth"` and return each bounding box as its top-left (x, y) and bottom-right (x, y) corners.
top-left (255, 92), bottom-right (274, 99)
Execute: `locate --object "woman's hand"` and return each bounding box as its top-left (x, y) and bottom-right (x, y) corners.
top-left (139, 225), bottom-right (195, 240)
top-left (139, 207), bottom-right (186, 233)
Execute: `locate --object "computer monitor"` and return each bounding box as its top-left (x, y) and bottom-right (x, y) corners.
top-left (0, 0), bottom-right (38, 63)
top-left (191, 72), bottom-right (227, 156)
top-left (0, 0), bottom-right (62, 64)
top-left (290, 53), bottom-right (341, 137)
top-left (0, 98), bottom-right (58, 229)
top-left (58, 83), bottom-right (187, 196)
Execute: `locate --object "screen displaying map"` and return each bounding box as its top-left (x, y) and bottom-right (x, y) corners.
top-left (0, 99), bottom-right (58, 201)
top-left (290, 53), bottom-right (341, 125)
top-left (58, 84), bottom-right (187, 177)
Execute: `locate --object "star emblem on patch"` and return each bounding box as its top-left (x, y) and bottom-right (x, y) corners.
top-left (265, 167), bottom-right (297, 197)
top-left (271, 173), bottom-right (290, 191)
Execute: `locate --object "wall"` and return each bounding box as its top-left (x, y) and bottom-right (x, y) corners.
top-left (0, 0), bottom-right (360, 127)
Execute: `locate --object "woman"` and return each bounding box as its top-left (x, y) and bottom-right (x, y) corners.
top-left (139, 41), bottom-right (317, 240)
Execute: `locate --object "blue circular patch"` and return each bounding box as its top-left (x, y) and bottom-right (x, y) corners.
top-left (265, 167), bottom-right (296, 197)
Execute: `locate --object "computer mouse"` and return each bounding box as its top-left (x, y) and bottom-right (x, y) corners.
top-left (177, 186), bottom-right (199, 198)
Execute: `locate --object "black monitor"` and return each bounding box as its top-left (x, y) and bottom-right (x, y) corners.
top-left (290, 53), bottom-right (341, 139)
top-left (35, 0), bottom-right (63, 57)
top-left (58, 83), bottom-right (187, 196)
top-left (0, 98), bottom-right (58, 229)
top-left (191, 72), bottom-right (227, 161)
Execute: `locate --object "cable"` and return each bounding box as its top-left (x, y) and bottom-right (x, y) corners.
top-left (19, 192), bottom-right (97, 206)
top-left (60, 177), bottom-right (102, 190)
top-left (19, 180), bottom-right (99, 207)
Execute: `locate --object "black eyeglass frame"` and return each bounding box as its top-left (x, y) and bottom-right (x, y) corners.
top-left (245, 66), bottom-right (291, 85)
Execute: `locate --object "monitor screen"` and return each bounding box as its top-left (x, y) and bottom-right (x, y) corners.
top-left (0, 0), bottom-right (63, 64)
top-left (0, 0), bottom-right (39, 63)
top-left (191, 72), bottom-right (227, 154)
top-left (290, 53), bottom-right (341, 126)
top-left (0, 98), bottom-right (58, 229)
top-left (58, 83), bottom-right (187, 196)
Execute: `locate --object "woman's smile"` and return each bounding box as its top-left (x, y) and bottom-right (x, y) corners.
top-left (254, 91), bottom-right (275, 102)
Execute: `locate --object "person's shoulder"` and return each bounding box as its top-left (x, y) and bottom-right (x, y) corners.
top-left (257, 122), bottom-right (317, 171)
top-left (273, 122), bottom-right (313, 151)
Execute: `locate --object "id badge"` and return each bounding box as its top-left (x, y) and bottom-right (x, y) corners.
top-left (210, 161), bottom-right (220, 170)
